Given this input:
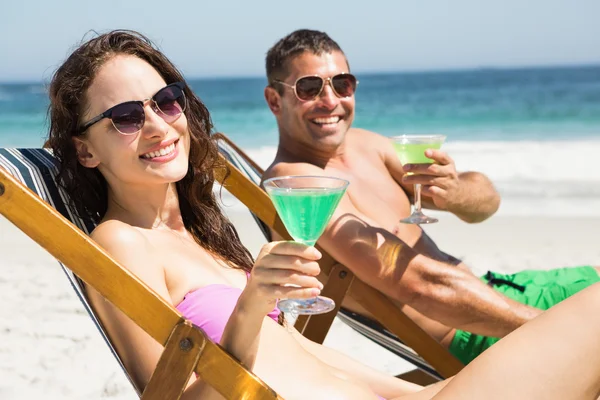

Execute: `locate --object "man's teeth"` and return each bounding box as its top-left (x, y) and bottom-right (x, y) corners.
top-left (313, 116), bottom-right (340, 124)
top-left (142, 143), bottom-right (176, 159)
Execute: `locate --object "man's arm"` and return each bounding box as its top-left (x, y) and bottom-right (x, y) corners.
top-left (383, 140), bottom-right (500, 223)
top-left (405, 161), bottom-right (501, 223)
top-left (443, 171), bottom-right (499, 224)
top-left (320, 197), bottom-right (540, 338)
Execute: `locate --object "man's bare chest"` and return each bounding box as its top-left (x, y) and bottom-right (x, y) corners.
top-left (329, 156), bottom-right (412, 225)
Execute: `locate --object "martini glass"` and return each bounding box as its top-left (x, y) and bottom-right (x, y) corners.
top-left (263, 175), bottom-right (349, 315)
top-left (391, 134), bottom-right (446, 224)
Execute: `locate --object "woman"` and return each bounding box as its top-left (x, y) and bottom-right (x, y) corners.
top-left (47, 30), bottom-right (600, 400)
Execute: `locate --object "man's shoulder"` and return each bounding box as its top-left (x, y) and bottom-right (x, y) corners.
top-left (347, 128), bottom-right (391, 148)
top-left (346, 128), bottom-right (393, 160)
top-left (263, 160), bottom-right (324, 181)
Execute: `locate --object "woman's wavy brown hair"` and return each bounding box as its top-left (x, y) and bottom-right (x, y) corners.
top-left (46, 30), bottom-right (255, 274)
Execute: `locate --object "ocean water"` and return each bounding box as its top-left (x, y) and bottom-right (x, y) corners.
top-left (1, 65), bottom-right (599, 216)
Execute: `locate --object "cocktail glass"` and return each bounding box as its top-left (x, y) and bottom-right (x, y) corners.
top-left (391, 134), bottom-right (446, 224)
top-left (263, 175), bottom-right (349, 315)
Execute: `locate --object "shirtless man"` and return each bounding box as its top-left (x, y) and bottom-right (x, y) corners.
top-left (261, 29), bottom-right (600, 364)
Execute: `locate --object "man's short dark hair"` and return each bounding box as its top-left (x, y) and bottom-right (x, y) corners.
top-left (265, 29), bottom-right (347, 91)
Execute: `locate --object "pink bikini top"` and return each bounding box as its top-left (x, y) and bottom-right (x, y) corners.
top-left (176, 284), bottom-right (281, 343)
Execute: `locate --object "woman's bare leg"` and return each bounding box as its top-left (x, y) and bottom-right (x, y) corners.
top-left (425, 282), bottom-right (600, 399)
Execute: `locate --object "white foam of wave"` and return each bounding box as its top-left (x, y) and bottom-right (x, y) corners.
top-left (445, 139), bottom-right (600, 216)
top-left (443, 139), bottom-right (600, 183)
top-left (224, 139), bottom-right (600, 217)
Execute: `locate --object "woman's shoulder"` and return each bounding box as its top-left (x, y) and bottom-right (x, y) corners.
top-left (91, 219), bottom-right (149, 249)
top-left (90, 220), bottom-right (159, 277)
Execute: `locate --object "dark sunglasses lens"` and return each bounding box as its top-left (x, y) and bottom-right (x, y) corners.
top-left (154, 84), bottom-right (186, 121)
top-left (295, 76), bottom-right (324, 101)
top-left (332, 74), bottom-right (357, 97)
top-left (110, 103), bottom-right (144, 134)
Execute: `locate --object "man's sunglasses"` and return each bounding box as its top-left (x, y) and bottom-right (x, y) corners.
top-left (272, 73), bottom-right (358, 102)
top-left (77, 82), bottom-right (187, 135)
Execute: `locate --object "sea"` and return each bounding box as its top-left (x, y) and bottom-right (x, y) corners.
top-left (1, 65), bottom-right (599, 217)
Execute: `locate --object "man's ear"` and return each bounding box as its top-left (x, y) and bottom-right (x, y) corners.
top-left (72, 137), bottom-right (100, 168)
top-left (264, 86), bottom-right (282, 115)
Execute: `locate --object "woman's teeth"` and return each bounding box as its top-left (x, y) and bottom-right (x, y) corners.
top-left (142, 142), bottom-right (176, 159)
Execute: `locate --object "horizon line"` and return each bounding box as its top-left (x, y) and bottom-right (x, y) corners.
top-left (1, 61), bottom-right (599, 85)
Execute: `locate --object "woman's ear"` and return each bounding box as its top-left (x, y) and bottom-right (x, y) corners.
top-left (264, 86), bottom-right (282, 115)
top-left (72, 137), bottom-right (100, 168)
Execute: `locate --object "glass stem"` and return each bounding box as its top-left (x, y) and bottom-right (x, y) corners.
top-left (286, 310), bottom-right (298, 333)
top-left (414, 183), bottom-right (422, 213)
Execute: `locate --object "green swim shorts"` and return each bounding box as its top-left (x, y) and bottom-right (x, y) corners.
top-left (449, 266), bottom-right (600, 365)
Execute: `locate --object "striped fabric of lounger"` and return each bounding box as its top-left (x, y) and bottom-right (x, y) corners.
top-left (216, 139), bottom-right (443, 381)
top-left (0, 148), bottom-right (141, 396)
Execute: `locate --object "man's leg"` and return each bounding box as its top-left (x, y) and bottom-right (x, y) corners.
top-left (449, 266), bottom-right (600, 364)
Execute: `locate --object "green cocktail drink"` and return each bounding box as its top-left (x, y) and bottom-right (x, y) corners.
top-left (390, 135), bottom-right (446, 224)
top-left (269, 188), bottom-right (345, 246)
top-left (263, 175), bottom-right (349, 315)
top-left (393, 142), bottom-right (443, 165)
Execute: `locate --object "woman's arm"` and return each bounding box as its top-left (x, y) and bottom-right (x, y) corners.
top-left (221, 241), bottom-right (324, 369)
top-left (219, 300), bottom-right (268, 368)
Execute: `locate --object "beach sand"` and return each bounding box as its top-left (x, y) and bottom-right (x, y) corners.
top-left (0, 192), bottom-right (598, 399)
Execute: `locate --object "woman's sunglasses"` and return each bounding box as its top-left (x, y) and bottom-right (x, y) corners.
top-left (77, 82), bottom-right (187, 135)
top-left (272, 73), bottom-right (358, 102)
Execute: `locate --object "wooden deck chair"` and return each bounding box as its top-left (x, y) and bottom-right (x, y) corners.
top-left (0, 148), bottom-right (282, 400)
top-left (214, 133), bottom-right (464, 384)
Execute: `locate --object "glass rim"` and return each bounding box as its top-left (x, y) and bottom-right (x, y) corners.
top-left (263, 175), bottom-right (349, 190)
top-left (389, 134), bottom-right (446, 144)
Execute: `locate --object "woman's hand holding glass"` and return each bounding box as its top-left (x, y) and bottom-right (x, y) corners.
top-left (238, 241), bottom-right (324, 316)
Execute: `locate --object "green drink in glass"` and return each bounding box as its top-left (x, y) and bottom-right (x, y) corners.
top-left (263, 175), bottom-right (348, 315)
top-left (391, 134), bottom-right (446, 224)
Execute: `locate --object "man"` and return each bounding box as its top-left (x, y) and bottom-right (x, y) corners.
top-left (261, 29), bottom-right (600, 364)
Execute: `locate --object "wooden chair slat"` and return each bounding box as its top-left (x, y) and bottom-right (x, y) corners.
top-left (296, 264), bottom-right (355, 344)
top-left (142, 320), bottom-right (204, 400)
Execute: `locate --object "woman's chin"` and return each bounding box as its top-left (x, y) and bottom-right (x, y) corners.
top-left (164, 167), bottom-right (190, 184)
top-left (142, 166), bottom-right (188, 185)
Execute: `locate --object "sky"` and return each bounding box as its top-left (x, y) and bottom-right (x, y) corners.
top-left (1, 0), bottom-right (599, 82)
